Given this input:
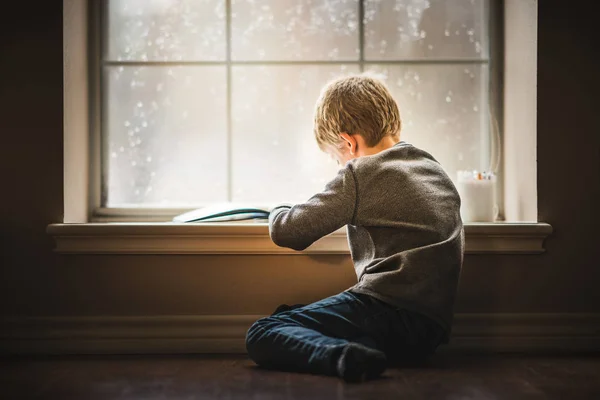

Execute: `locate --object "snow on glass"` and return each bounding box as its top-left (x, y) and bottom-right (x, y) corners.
top-left (364, 0), bottom-right (486, 59)
top-left (231, 0), bottom-right (359, 61)
top-left (105, 0), bottom-right (489, 207)
top-left (107, 65), bottom-right (228, 206)
top-left (107, 0), bottom-right (226, 61)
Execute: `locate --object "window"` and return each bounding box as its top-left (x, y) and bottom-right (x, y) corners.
top-left (60, 0), bottom-right (549, 253)
top-left (97, 0), bottom-right (495, 211)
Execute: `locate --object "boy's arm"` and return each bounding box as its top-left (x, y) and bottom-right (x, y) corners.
top-left (268, 165), bottom-right (357, 251)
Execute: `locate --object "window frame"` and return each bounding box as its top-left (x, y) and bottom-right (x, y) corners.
top-left (89, 0), bottom-right (501, 221)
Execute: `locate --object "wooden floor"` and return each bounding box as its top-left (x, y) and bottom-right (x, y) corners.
top-left (1, 353), bottom-right (600, 399)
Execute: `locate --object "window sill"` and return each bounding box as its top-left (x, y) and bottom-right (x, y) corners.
top-left (47, 222), bottom-right (552, 255)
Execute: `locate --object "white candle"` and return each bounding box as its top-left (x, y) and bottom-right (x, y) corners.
top-left (456, 171), bottom-right (497, 222)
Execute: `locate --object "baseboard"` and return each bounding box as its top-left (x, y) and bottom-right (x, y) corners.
top-left (2, 313), bottom-right (599, 355)
top-left (447, 313), bottom-right (600, 353)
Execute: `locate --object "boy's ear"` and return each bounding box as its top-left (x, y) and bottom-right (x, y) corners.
top-left (339, 132), bottom-right (357, 155)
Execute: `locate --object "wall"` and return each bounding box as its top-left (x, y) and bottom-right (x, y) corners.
top-left (1, 1), bottom-right (598, 323)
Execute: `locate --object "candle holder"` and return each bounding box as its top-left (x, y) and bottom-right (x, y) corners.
top-left (456, 170), bottom-right (498, 222)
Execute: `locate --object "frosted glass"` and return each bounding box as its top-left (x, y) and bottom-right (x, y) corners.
top-left (231, 0), bottom-right (360, 61)
top-left (364, 0), bottom-right (488, 60)
top-left (365, 64), bottom-right (489, 178)
top-left (102, 0), bottom-right (492, 209)
top-left (231, 65), bottom-right (360, 203)
top-left (107, 0), bottom-right (226, 61)
top-left (105, 66), bottom-right (227, 207)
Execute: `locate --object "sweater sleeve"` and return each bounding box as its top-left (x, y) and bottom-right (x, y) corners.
top-left (268, 165), bottom-right (357, 251)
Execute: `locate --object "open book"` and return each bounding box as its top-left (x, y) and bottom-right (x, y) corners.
top-left (173, 203), bottom-right (270, 223)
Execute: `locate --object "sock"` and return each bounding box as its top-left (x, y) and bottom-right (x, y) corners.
top-left (336, 343), bottom-right (387, 383)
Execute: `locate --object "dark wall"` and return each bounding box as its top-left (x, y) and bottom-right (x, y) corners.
top-left (0, 1), bottom-right (64, 315)
top-left (0, 0), bottom-right (598, 318)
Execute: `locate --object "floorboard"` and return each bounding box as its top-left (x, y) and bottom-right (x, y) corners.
top-left (1, 353), bottom-right (599, 399)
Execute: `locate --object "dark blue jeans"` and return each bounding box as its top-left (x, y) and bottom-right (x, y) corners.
top-left (245, 290), bottom-right (445, 376)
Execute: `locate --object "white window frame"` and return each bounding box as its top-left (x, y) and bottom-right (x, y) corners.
top-left (56, 0), bottom-right (551, 255)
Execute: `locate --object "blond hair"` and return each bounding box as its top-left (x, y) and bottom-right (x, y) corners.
top-left (313, 73), bottom-right (401, 149)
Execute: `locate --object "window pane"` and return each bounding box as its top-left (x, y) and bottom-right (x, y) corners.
top-left (231, 0), bottom-right (359, 61)
top-left (107, 0), bottom-right (226, 61)
top-left (105, 66), bottom-right (227, 207)
top-left (364, 0), bottom-right (488, 60)
top-left (365, 64), bottom-right (488, 177)
top-left (231, 65), bottom-right (359, 203)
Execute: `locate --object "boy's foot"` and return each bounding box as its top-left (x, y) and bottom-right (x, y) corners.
top-left (336, 343), bottom-right (387, 383)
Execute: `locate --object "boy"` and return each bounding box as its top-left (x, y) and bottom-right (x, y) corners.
top-left (245, 74), bottom-right (464, 383)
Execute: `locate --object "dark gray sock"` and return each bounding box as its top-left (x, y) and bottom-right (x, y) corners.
top-left (336, 343), bottom-right (387, 383)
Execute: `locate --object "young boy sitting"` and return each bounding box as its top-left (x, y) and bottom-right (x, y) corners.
top-left (245, 74), bottom-right (464, 383)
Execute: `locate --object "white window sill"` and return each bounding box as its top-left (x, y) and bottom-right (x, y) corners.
top-left (47, 222), bottom-right (552, 255)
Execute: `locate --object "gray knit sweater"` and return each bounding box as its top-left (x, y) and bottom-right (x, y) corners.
top-left (268, 142), bottom-right (464, 339)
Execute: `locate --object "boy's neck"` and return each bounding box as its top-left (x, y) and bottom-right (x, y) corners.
top-left (360, 136), bottom-right (400, 157)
